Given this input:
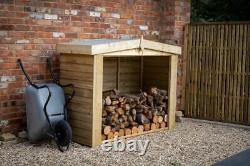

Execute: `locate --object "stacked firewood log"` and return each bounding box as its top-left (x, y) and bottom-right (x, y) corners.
top-left (102, 87), bottom-right (168, 140)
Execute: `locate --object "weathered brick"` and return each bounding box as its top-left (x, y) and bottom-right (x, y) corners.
top-left (127, 19), bottom-right (133, 25)
top-left (111, 13), bottom-right (120, 19)
top-left (53, 32), bottom-right (65, 38)
top-left (88, 11), bottom-right (101, 17)
top-left (0, 31), bottom-right (8, 37)
top-left (16, 88), bottom-right (25, 94)
top-left (65, 9), bottom-right (70, 15)
top-left (151, 30), bottom-right (160, 36)
top-left (44, 14), bottom-right (58, 20)
top-left (15, 39), bottom-right (30, 44)
top-left (105, 28), bottom-right (117, 34)
top-left (29, 13), bottom-right (44, 19)
top-left (0, 83), bottom-right (8, 89)
top-left (64, 9), bottom-right (78, 16)
top-left (94, 7), bottom-right (106, 12)
top-left (70, 10), bottom-right (78, 15)
top-left (139, 25), bottom-right (149, 31)
top-left (1, 76), bottom-right (16, 82)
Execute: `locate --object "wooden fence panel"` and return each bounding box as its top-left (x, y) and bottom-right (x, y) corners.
top-left (184, 22), bottom-right (250, 125)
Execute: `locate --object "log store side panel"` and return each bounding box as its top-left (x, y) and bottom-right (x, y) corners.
top-left (60, 53), bottom-right (94, 146)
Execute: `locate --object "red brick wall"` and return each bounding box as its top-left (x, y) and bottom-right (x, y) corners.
top-left (162, 0), bottom-right (191, 110)
top-left (0, 0), bottom-right (190, 133)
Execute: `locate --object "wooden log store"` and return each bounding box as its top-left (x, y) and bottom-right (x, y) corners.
top-left (56, 38), bottom-right (181, 147)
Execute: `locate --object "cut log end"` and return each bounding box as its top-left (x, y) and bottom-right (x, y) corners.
top-left (138, 125), bottom-right (144, 133)
top-left (160, 122), bottom-right (166, 128)
top-left (131, 126), bottom-right (138, 134)
top-left (103, 125), bottom-right (111, 135)
top-left (107, 132), bottom-right (114, 140)
top-left (150, 123), bottom-right (157, 130)
top-left (125, 128), bottom-right (132, 136)
top-left (144, 123), bottom-right (150, 131)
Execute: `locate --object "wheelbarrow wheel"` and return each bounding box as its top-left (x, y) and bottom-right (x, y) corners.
top-left (54, 120), bottom-right (72, 152)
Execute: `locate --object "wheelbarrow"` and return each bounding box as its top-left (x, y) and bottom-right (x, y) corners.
top-left (17, 58), bottom-right (75, 152)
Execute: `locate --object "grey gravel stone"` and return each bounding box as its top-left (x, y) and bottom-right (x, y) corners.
top-left (176, 116), bottom-right (183, 123)
top-left (0, 119), bottom-right (249, 166)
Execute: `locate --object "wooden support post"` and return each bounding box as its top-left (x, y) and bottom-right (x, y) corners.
top-left (92, 55), bottom-right (103, 146)
top-left (168, 55), bottom-right (178, 130)
top-left (117, 57), bottom-right (120, 90)
top-left (140, 57), bottom-right (144, 90)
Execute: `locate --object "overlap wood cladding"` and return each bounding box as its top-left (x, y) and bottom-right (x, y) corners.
top-left (57, 39), bottom-right (181, 147)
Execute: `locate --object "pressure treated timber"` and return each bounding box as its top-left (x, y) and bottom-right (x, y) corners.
top-left (92, 55), bottom-right (103, 146)
top-left (58, 39), bottom-right (181, 147)
top-left (143, 57), bottom-right (169, 91)
top-left (168, 56), bottom-right (178, 129)
top-left (57, 39), bottom-right (181, 55)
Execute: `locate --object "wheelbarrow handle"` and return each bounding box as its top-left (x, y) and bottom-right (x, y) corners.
top-left (46, 58), bottom-right (75, 103)
top-left (62, 83), bottom-right (75, 101)
top-left (60, 83), bottom-right (75, 121)
top-left (17, 59), bottom-right (37, 88)
top-left (37, 85), bottom-right (52, 128)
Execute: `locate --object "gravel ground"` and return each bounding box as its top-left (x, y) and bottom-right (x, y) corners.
top-left (0, 118), bottom-right (250, 166)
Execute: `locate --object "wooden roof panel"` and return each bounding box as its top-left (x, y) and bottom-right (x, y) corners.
top-left (56, 39), bottom-right (181, 55)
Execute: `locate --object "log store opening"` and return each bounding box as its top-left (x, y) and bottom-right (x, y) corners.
top-left (57, 39), bottom-right (181, 147)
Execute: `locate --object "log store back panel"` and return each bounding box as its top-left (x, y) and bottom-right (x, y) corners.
top-left (103, 57), bottom-right (169, 94)
top-left (143, 57), bottom-right (169, 91)
top-left (119, 57), bottom-right (141, 93)
top-left (103, 57), bottom-right (141, 94)
top-left (60, 53), bottom-right (94, 145)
